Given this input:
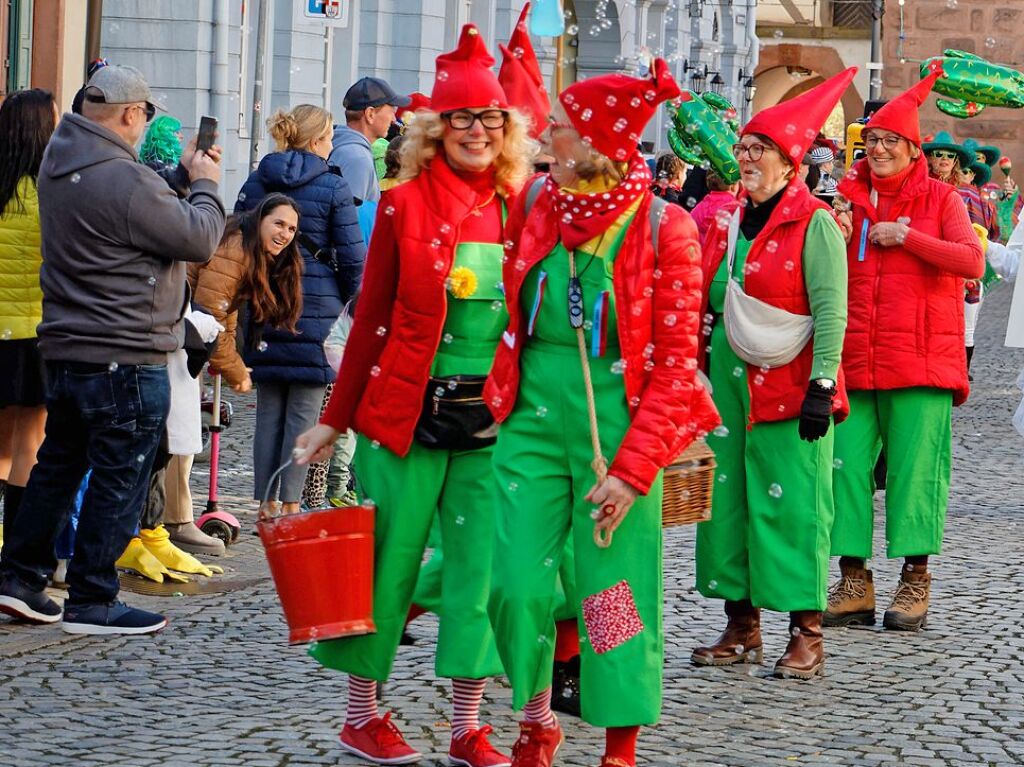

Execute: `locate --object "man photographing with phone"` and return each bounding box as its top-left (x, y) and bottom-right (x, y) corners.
top-left (0, 65), bottom-right (227, 636)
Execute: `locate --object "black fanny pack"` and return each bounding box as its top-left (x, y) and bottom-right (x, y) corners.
top-left (413, 375), bottom-right (498, 451)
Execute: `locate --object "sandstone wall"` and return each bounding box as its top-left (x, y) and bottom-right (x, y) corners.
top-left (882, 1), bottom-right (1024, 178)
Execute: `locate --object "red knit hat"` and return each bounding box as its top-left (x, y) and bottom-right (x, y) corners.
top-left (558, 58), bottom-right (681, 162)
top-left (499, 4), bottom-right (551, 138)
top-left (431, 24), bottom-right (508, 114)
top-left (864, 68), bottom-right (942, 148)
top-left (397, 92), bottom-right (431, 122)
top-left (741, 67), bottom-right (857, 167)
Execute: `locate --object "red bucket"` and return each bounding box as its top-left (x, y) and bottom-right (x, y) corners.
top-left (257, 503), bottom-right (376, 645)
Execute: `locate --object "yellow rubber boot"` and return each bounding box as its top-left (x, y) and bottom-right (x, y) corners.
top-left (139, 525), bottom-right (224, 577)
top-left (116, 536), bottom-right (188, 583)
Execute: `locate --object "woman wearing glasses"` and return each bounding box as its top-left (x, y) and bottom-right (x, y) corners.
top-left (294, 27), bottom-right (532, 767)
top-left (825, 73), bottom-right (984, 633)
top-left (922, 130), bottom-right (972, 187)
top-left (691, 70), bottom-right (854, 680)
top-left (485, 61), bottom-right (718, 767)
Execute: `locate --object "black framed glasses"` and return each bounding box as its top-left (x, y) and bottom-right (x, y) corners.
top-left (441, 109), bottom-right (509, 130)
top-left (732, 142), bottom-right (773, 162)
top-left (863, 134), bottom-right (903, 150)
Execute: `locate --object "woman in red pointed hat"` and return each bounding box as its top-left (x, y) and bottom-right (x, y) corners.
top-left (692, 68), bottom-right (856, 680)
top-left (294, 24), bottom-right (536, 767)
top-left (485, 59), bottom-right (719, 767)
top-left (825, 71), bottom-right (984, 633)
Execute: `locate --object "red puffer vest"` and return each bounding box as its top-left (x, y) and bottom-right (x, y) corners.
top-left (699, 179), bottom-right (850, 426)
top-left (320, 157), bottom-right (510, 456)
top-left (838, 157), bottom-right (976, 405)
top-left (485, 183), bottom-right (721, 495)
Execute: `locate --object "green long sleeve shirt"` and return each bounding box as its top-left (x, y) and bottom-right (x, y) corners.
top-left (709, 208), bottom-right (848, 381)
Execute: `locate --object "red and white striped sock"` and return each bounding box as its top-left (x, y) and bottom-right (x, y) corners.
top-left (451, 677), bottom-right (487, 740)
top-left (346, 675), bottom-right (379, 728)
top-left (522, 687), bottom-right (557, 729)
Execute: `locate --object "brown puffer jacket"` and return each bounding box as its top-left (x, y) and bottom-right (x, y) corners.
top-left (188, 232), bottom-right (249, 387)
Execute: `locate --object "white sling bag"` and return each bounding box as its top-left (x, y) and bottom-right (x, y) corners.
top-left (722, 209), bottom-right (815, 368)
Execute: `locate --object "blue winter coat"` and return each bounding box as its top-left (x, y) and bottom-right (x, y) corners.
top-left (236, 149), bottom-right (366, 385)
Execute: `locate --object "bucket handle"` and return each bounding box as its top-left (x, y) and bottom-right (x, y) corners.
top-left (259, 458), bottom-right (295, 520)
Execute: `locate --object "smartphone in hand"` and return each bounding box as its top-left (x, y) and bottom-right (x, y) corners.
top-left (197, 115), bottom-right (218, 153)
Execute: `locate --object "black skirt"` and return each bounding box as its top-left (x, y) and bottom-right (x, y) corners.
top-left (0, 338), bottom-right (47, 408)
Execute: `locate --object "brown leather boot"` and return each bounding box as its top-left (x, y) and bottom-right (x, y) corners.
top-left (773, 611), bottom-right (825, 680)
top-left (823, 562), bottom-right (876, 627)
top-left (883, 563), bottom-right (931, 631)
top-left (691, 600), bottom-right (763, 666)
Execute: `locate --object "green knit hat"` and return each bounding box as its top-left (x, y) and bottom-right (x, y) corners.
top-left (139, 115), bottom-right (184, 165)
top-left (922, 131), bottom-right (971, 167)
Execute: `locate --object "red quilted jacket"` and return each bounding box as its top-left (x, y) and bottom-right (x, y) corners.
top-left (485, 183), bottom-right (721, 495)
top-left (320, 157), bottom-right (513, 456)
top-left (699, 179), bottom-right (850, 426)
top-left (838, 157), bottom-right (984, 405)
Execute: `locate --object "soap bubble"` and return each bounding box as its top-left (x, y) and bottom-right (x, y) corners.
top-left (108, 362), bottom-right (119, 372)
top-left (370, 365), bottom-right (381, 377)
top-left (768, 483), bottom-right (783, 498)
top-left (257, 341), bottom-right (268, 352)
top-left (712, 425), bottom-right (730, 438)
top-left (70, 173), bottom-right (81, 184)
top-left (536, 406), bottom-right (548, 418)
top-left (833, 458), bottom-right (844, 470)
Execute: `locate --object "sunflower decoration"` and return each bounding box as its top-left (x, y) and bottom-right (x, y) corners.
top-left (447, 266), bottom-right (478, 299)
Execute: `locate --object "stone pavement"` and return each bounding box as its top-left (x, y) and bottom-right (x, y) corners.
top-left (2, 287), bottom-right (1023, 767)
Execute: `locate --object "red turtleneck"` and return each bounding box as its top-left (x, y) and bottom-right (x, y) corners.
top-left (870, 164), bottom-right (982, 278)
top-left (448, 161), bottom-right (503, 244)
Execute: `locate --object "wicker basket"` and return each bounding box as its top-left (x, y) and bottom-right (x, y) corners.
top-left (662, 438), bottom-right (716, 527)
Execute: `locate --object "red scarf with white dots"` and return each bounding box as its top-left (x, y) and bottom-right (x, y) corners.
top-left (544, 152), bottom-right (653, 251)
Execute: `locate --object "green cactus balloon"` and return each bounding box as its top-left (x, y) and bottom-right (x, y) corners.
top-left (666, 91), bottom-right (740, 183)
top-left (920, 51), bottom-right (1024, 119)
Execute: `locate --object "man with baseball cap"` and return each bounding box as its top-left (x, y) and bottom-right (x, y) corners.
top-left (0, 65), bottom-right (226, 636)
top-left (330, 76), bottom-right (410, 206)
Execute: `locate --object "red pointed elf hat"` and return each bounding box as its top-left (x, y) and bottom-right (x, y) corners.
top-left (499, 4), bottom-right (551, 138)
top-left (559, 58), bottom-right (682, 162)
top-left (397, 92), bottom-right (431, 122)
top-left (864, 69), bottom-right (942, 148)
top-left (741, 67), bottom-right (857, 167)
top-left (431, 24), bottom-right (508, 114)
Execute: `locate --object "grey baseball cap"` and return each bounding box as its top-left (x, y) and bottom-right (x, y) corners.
top-left (343, 77), bottom-right (412, 111)
top-left (84, 64), bottom-right (165, 110)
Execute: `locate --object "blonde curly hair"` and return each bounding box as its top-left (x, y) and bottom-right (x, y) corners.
top-left (398, 108), bottom-right (537, 195)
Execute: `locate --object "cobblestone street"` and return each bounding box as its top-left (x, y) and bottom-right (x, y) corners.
top-left (2, 287), bottom-right (1022, 767)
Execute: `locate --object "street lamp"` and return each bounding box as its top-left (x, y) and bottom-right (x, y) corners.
top-left (743, 76), bottom-right (757, 104)
top-left (685, 60), bottom-right (708, 93)
top-left (709, 72), bottom-right (725, 95)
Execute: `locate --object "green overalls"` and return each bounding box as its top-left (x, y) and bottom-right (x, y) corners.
top-left (488, 221), bottom-right (666, 728)
top-left (309, 240), bottom-right (506, 681)
top-left (695, 235), bottom-right (836, 612)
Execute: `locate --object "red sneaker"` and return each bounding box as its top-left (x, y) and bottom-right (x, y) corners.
top-left (339, 713), bottom-right (422, 765)
top-left (599, 758), bottom-right (633, 767)
top-left (449, 725), bottom-right (511, 767)
top-left (510, 719), bottom-right (563, 767)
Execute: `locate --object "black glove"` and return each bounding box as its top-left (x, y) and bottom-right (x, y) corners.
top-left (798, 380), bottom-right (835, 442)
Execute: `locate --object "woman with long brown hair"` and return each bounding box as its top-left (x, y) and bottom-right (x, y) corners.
top-left (0, 88), bottom-right (58, 547)
top-left (189, 193), bottom-right (304, 514)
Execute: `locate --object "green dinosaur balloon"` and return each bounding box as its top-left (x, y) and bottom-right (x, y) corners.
top-left (920, 50), bottom-right (1024, 119)
top-left (666, 91), bottom-right (740, 183)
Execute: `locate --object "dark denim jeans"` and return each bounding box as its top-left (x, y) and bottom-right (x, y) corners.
top-left (0, 361), bottom-right (170, 605)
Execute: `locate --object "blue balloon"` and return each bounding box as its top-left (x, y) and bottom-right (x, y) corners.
top-left (528, 0), bottom-right (565, 37)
